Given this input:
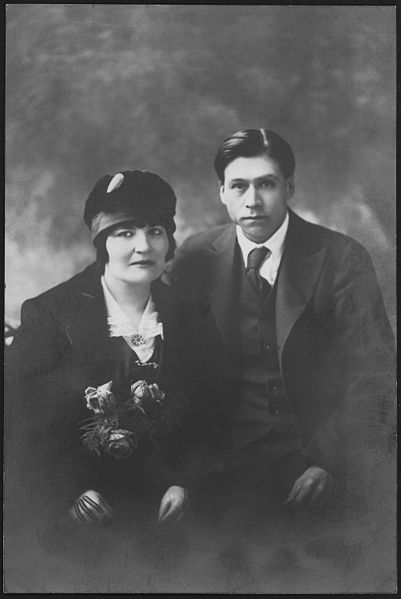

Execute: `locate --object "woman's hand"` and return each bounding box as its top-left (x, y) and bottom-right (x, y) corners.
top-left (70, 489), bottom-right (114, 524)
top-left (157, 485), bottom-right (189, 523)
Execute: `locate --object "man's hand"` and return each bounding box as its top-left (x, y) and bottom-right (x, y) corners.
top-left (284, 466), bottom-right (332, 508)
top-left (70, 489), bottom-right (114, 524)
top-left (158, 485), bottom-right (189, 523)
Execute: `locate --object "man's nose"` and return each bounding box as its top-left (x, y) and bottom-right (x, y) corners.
top-left (245, 185), bottom-right (262, 209)
top-left (133, 230), bottom-right (151, 252)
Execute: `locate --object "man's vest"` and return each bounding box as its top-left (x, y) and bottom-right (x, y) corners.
top-left (228, 251), bottom-right (303, 462)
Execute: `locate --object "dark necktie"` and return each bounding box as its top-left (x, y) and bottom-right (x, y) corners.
top-left (246, 247), bottom-right (271, 293)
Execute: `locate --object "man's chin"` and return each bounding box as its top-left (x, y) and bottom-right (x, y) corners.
top-left (240, 222), bottom-right (273, 244)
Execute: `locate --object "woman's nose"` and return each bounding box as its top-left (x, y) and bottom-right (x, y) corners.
top-left (245, 185), bottom-right (262, 208)
top-left (133, 230), bottom-right (151, 252)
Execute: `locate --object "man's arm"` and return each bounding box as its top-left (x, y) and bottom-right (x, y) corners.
top-left (285, 238), bottom-right (395, 507)
top-left (300, 239), bottom-right (395, 496)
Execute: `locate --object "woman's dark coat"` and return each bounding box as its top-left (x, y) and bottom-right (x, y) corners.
top-left (5, 263), bottom-right (216, 528)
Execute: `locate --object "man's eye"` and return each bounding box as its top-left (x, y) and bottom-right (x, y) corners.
top-left (231, 182), bottom-right (246, 190)
top-left (259, 180), bottom-right (274, 189)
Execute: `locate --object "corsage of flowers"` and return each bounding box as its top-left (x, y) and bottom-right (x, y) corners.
top-left (80, 380), bottom-right (186, 460)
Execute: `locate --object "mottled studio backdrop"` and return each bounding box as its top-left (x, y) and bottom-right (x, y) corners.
top-left (6, 4), bottom-right (396, 333)
top-left (5, 4), bottom-right (396, 594)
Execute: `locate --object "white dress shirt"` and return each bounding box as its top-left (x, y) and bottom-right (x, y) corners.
top-left (236, 211), bottom-right (289, 287)
top-left (101, 276), bottom-right (164, 363)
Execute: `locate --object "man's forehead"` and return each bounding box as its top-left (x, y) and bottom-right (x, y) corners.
top-left (224, 155), bottom-right (282, 180)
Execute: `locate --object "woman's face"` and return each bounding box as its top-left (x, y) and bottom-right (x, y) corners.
top-left (105, 223), bottom-right (169, 286)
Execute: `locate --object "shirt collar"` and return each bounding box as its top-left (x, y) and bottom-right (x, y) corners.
top-left (100, 276), bottom-right (163, 339)
top-left (236, 210), bottom-right (289, 265)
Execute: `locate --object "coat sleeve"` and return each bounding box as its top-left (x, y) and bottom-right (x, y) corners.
top-left (6, 297), bottom-right (71, 383)
top-left (5, 297), bottom-right (102, 528)
top-left (301, 239), bottom-right (396, 483)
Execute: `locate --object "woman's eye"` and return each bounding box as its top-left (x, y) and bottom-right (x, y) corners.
top-left (116, 230), bottom-right (134, 238)
top-left (148, 227), bottom-right (163, 236)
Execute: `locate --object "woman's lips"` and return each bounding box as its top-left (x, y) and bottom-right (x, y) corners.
top-left (130, 260), bottom-right (154, 266)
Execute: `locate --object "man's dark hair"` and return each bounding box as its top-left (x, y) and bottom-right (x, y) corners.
top-left (214, 128), bottom-right (296, 183)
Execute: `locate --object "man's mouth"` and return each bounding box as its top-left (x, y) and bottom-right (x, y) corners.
top-left (242, 215), bottom-right (268, 221)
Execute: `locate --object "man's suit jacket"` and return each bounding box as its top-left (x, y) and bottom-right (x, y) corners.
top-left (5, 263), bottom-right (212, 526)
top-left (169, 210), bottom-right (396, 487)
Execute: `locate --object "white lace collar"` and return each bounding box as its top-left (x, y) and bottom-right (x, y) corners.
top-left (101, 276), bottom-right (164, 362)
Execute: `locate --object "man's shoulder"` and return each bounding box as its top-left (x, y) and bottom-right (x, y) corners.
top-left (179, 223), bottom-right (234, 253)
top-left (290, 211), bottom-right (373, 269)
top-left (168, 224), bottom-right (233, 285)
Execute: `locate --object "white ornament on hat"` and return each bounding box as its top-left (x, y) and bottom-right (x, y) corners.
top-left (260, 128), bottom-right (268, 145)
top-left (106, 173), bottom-right (124, 193)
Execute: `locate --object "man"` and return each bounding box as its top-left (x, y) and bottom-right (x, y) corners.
top-left (169, 128), bottom-right (395, 512)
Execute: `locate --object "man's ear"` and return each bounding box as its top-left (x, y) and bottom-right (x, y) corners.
top-left (286, 176), bottom-right (295, 200)
top-left (219, 182), bottom-right (227, 205)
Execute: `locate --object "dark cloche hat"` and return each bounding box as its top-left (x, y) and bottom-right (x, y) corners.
top-left (84, 170), bottom-right (177, 243)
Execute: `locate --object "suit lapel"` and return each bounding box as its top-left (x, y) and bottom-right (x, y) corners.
top-left (276, 211), bottom-right (327, 369)
top-left (208, 225), bottom-right (239, 349)
top-left (60, 265), bottom-right (126, 377)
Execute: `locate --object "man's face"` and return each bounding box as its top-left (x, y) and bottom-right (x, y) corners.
top-left (219, 155), bottom-right (294, 243)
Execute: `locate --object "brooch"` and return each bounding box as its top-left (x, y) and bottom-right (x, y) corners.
top-left (134, 360), bottom-right (159, 369)
top-left (131, 333), bottom-right (145, 346)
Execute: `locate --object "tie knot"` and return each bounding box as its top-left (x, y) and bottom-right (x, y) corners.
top-left (247, 246), bottom-right (270, 270)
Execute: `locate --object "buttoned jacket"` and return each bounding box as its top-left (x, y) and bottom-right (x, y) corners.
top-left (168, 210), bottom-right (396, 479)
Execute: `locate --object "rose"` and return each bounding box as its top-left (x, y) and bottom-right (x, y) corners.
top-left (105, 429), bottom-right (138, 459)
top-left (131, 381), bottom-right (164, 403)
top-left (131, 380), bottom-right (151, 401)
top-left (129, 381), bottom-right (165, 417)
top-left (85, 387), bottom-right (105, 413)
top-left (148, 383), bottom-right (165, 402)
top-left (130, 380), bottom-right (151, 412)
top-left (85, 381), bottom-right (116, 414)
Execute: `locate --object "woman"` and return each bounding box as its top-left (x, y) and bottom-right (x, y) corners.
top-left (6, 170), bottom-right (213, 545)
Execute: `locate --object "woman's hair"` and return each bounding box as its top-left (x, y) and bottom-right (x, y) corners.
top-left (214, 128), bottom-right (296, 183)
top-left (94, 218), bottom-right (176, 273)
